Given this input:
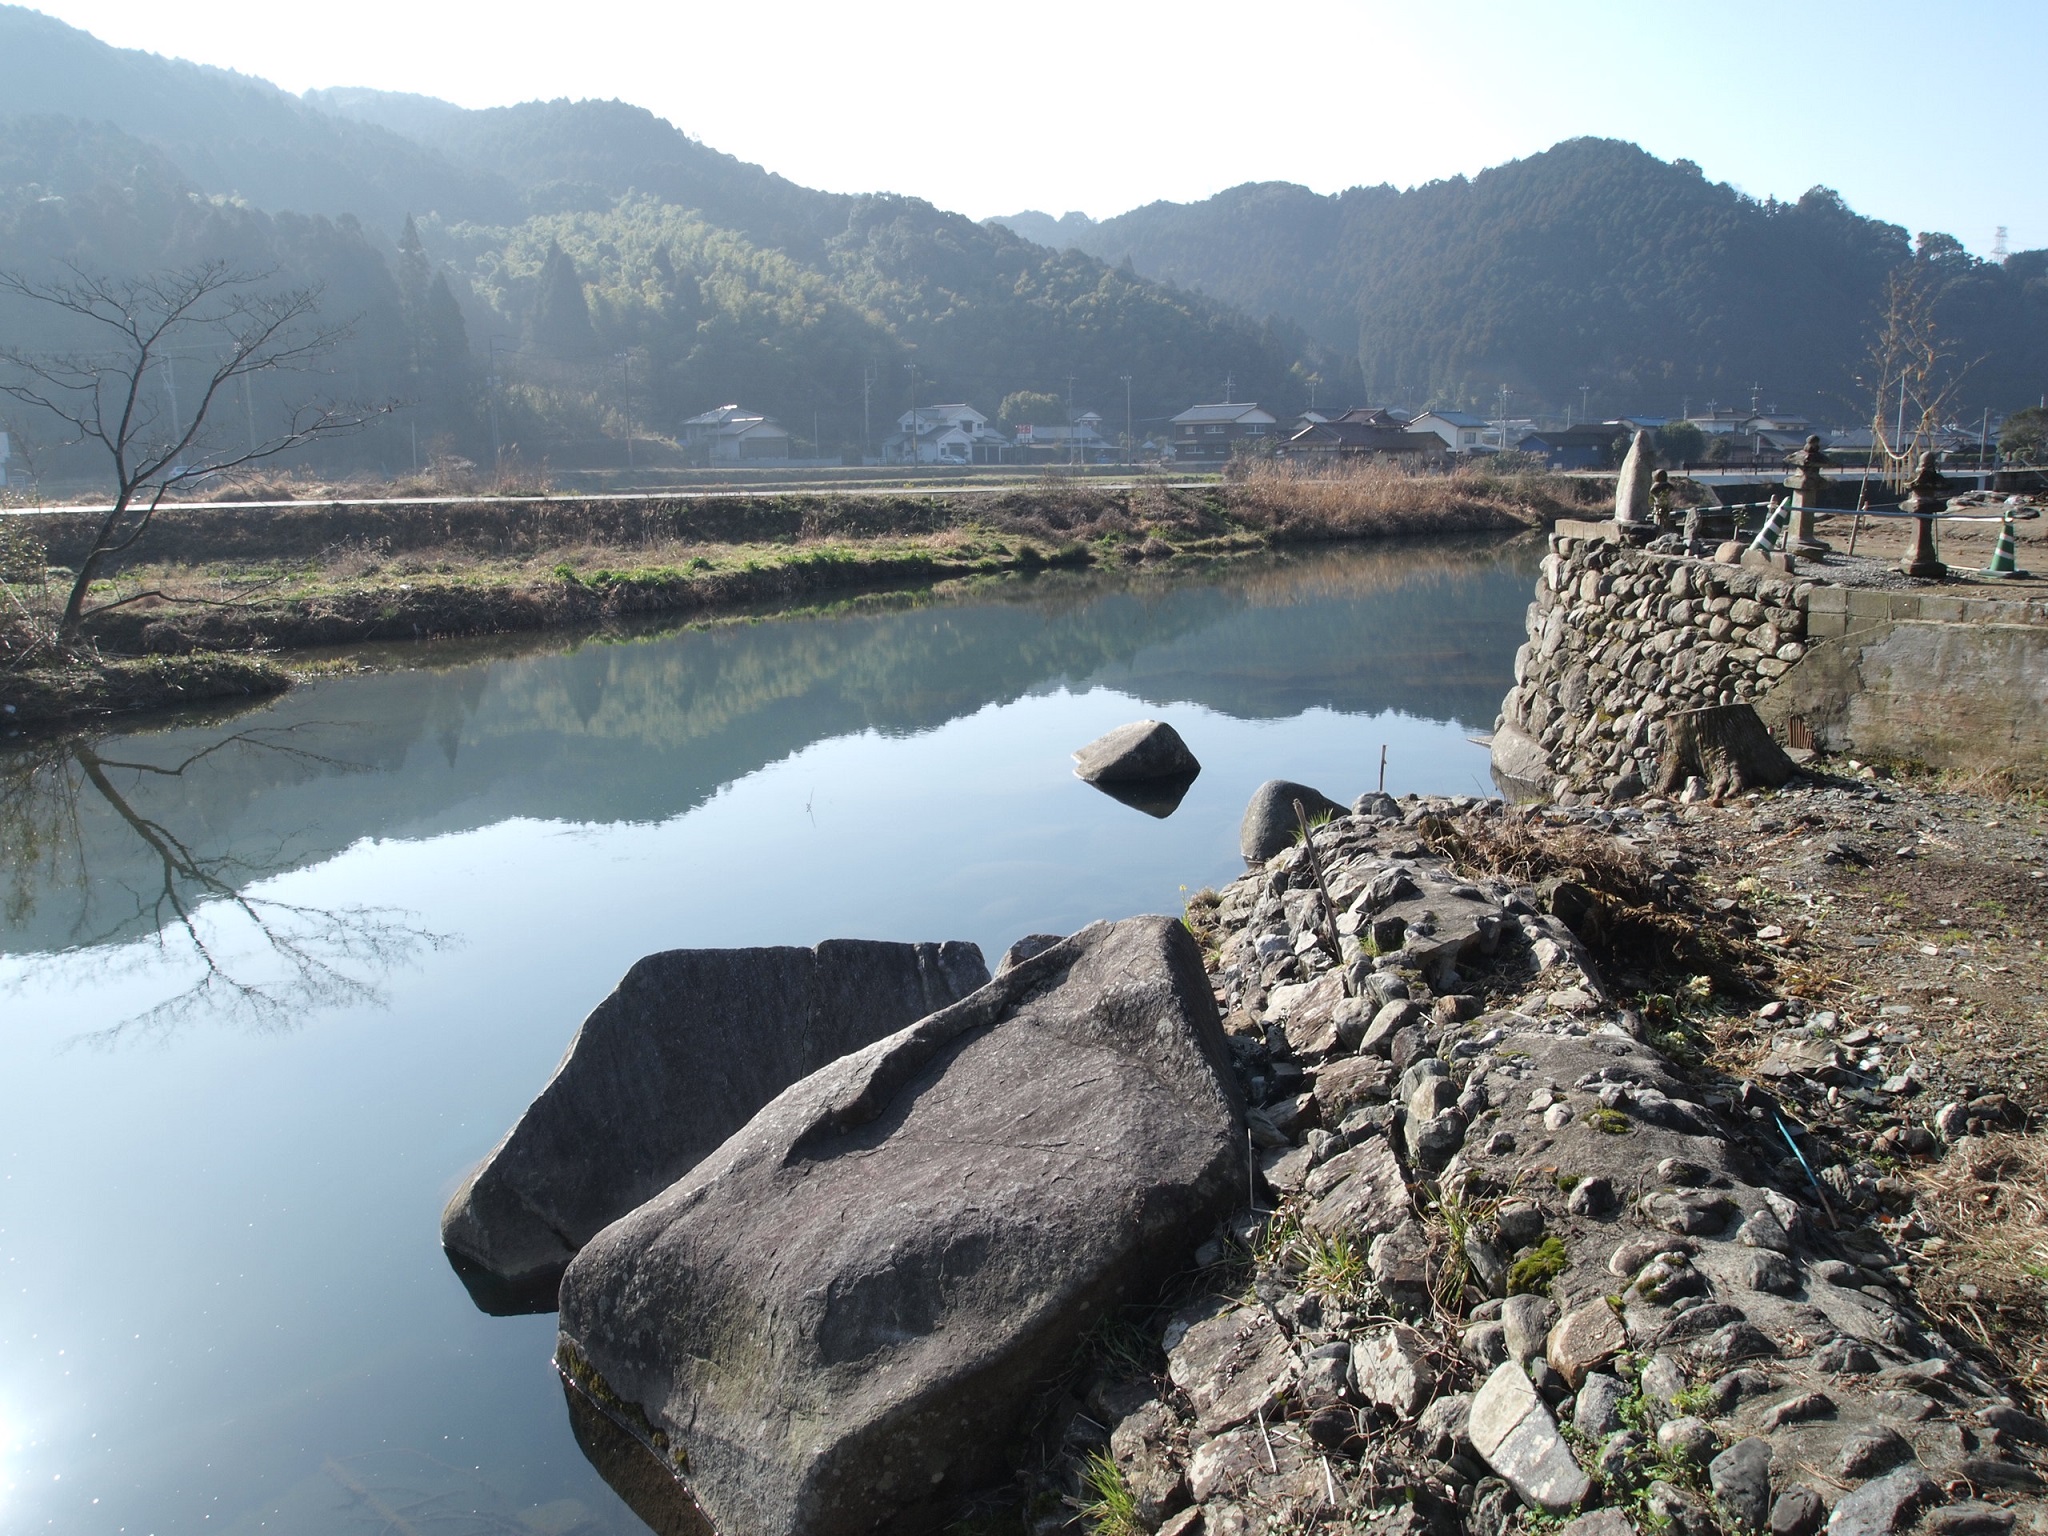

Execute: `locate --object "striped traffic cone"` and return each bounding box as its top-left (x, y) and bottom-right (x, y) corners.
top-left (1748, 496), bottom-right (1789, 554)
top-left (1983, 511), bottom-right (2029, 578)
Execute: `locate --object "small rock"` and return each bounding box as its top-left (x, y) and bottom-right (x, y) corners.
top-left (1656, 1415), bottom-right (1718, 1466)
top-left (1757, 1391), bottom-right (1834, 1431)
top-left (1736, 1208), bottom-right (1795, 1254)
top-left (1690, 1321), bottom-right (1775, 1373)
top-left (1657, 1157), bottom-right (1712, 1186)
top-left (1501, 1293), bottom-right (1558, 1367)
top-left (1596, 1428), bottom-right (1643, 1485)
top-left (1351, 1324), bottom-right (1435, 1418)
top-left (1708, 1437), bottom-right (1772, 1531)
top-left (1467, 1360), bottom-right (1591, 1513)
top-left (1835, 1426), bottom-right (1910, 1479)
top-left (1167, 1304), bottom-right (1294, 1432)
top-left (1823, 1467), bottom-right (1933, 1536)
top-left (1813, 1338), bottom-right (1876, 1375)
top-left (1646, 1479), bottom-right (1713, 1536)
top-left (1980, 1403), bottom-right (2048, 1443)
top-left (1921, 1503), bottom-right (2017, 1536)
top-left (1568, 1176), bottom-right (1617, 1217)
top-left (1641, 1189), bottom-right (1735, 1235)
top-left (1413, 1392), bottom-right (1473, 1460)
top-left (1737, 1249), bottom-right (1801, 1295)
top-left (1361, 1000), bottom-right (1425, 1057)
top-left (1568, 1374), bottom-right (1623, 1441)
top-left (1960, 1452), bottom-right (2044, 1489)
top-left (1640, 1352), bottom-right (1688, 1406)
top-left (1770, 1486), bottom-right (1825, 1536)
top-left (1496, 1200), bottom-right (1546, 1248)
top-left (1565, 1512), bottom-right (1637, 1536)
top-left (1072, 719), bottom-right (1200, 782)
top-left (1547, 1299), bottom-right (1626, 1388)
top-left (1463, 1321), bottom-right (1509, 1372)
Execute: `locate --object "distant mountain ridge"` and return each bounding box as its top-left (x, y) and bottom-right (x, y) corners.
top-left (0, 6), bottom-right (1352, 477)
top-left (996, 143), bottom-right (2048, 420)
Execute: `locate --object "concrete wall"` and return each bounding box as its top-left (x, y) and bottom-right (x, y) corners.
top-left (1495, 524), bottom-right (2048, 797)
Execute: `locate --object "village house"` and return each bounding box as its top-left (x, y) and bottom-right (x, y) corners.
top-left (1016, 410), bottom-right (1111, 462)
top-left (882, 404), bottom-right (1009, 465)
top-left (1406, 409), bottom-right (1499, 455)
top-left (1285, 417), bottom-right (1443, 461)
top-left (1169, 402), bottom-right (1278, 462)
top-left (1515, 423), bottom-right (1627, 470)
top-left (679, 404), bottom-right (793, 462)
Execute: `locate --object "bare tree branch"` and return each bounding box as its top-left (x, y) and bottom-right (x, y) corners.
top-left (0, 260), bottom-right (392, 639)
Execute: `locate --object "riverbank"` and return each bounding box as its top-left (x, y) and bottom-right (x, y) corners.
top-left (990, 772), bottom-right (2048, 1535)
top-left (1, 466), bottom-right (1598, 728)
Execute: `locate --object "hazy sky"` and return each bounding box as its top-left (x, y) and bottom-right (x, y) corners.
top-left (30, 0), bottom-right (2044, 256)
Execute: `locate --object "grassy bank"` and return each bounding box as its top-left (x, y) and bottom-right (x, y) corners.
top-left (1, 464), bottom-right (1599, 728)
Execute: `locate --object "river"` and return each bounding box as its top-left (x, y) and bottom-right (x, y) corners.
top-left (0, 536), bottom-right (1538, 1534)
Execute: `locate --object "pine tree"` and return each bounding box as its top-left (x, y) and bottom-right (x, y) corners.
top-left (531, 239), bottom-right (595, 357)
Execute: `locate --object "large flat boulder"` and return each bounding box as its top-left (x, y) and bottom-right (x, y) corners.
top-left (442, 939), bottom-right (988, 1308)
top-left (556, 916), bottom-right (1245, 1536)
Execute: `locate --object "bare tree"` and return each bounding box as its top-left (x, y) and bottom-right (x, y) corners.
top-left (0, 259), bottom-right (383, 639)
top-left (1858, 264), bottom-right (1980, 494)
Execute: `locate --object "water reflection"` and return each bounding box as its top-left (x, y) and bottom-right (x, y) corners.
top-left (0, 535), bottom-right (1539, 1536)
top-left (2, 727), bottom-right (446, 1040)
top-left (1, 537), bottom-right (1534, 977)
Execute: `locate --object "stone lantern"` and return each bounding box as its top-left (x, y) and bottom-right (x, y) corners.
top-left (1899, 450), bottom-right (1950, 580)
top-left (1782, 434), bottom-right (1832, 554)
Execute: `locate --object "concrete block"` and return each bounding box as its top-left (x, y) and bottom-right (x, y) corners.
top-left (1804, 586), bottom-right (1849, 615)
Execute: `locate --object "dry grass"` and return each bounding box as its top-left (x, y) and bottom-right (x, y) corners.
top-left (1226, 458), bottom-right (1600, 538)
top-left (1910, 1132), bottom-right (2048, 1411)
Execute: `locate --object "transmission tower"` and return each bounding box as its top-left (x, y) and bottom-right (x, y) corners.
top-left (1993, 226), bottom-right (2010, 260)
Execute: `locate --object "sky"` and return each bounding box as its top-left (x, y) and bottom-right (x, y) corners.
top-left (24, 0), bottom-right (2045, 257)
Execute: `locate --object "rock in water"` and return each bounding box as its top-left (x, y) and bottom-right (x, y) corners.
top-left (1240, 778), bottom-right (1348, 863)
top-left (441, 939), bottom-right (989, 1307)
top-left (1072, 720), bottom-right (1201, 782)
top-left (556, 917), bottom-right (1244, 1536)
top-left (1615, 429), bottom-right (1654, 526)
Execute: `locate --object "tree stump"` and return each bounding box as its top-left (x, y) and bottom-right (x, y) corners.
top-left (1653, 703), bottom-right (1797, 799)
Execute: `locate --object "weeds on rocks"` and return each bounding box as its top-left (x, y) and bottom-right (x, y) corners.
top-left (1073, 1451), bottom-right (1143, 1536)
top-left (1910, 1131), bottom-right (2048, 1409)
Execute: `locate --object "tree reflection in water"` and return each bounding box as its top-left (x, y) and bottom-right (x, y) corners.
top-left (0, 722), bottom-right (446, 1041)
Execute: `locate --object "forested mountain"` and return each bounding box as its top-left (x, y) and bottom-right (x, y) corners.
top-left (0, 7), bottom-right (1347, 481)
top-left (998, 140), bottom-right (2048, 421)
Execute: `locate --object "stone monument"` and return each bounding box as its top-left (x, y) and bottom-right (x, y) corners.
top-left (1783, 434), bottom-right (1833, 554)
top-left (1613, 429), bottom-right (1654, 534)
top-left (1899, 451), bottom-right (1949, 580)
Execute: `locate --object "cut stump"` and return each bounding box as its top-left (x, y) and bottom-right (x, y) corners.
top-left (1653, 704), bottom-right (1797, 799)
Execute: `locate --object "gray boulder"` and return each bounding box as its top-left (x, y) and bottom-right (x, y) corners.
top-left (556, 916), bottom-right (1244, 1536)
top-left (1241, 778), bottom-right (1348, 863)
top-left (1072, 719), bottom-right (1200, 782)
top-left (442, 939), bottom-right (988, 1307)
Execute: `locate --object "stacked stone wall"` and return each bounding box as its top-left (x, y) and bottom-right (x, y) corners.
top-left (1497, 534), bottom-right (1812, 796)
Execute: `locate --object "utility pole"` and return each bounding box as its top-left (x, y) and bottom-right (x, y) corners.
top-left (1066, 375), bottom-right (1077, 466)
top-left (1223, 371), bottom-right (1234, 405)
top-left (1120, 374), bottom-right (1132, 469)
top-left (862, 367), bottom-right (873, 463)
top-left (905, 363), bottom-right (920, 466)
top-left (617, 351), bottom-right (634, 469)
top-left (1579, 384), bottom-right (1590, 426)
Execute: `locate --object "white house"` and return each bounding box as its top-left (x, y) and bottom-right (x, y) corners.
top-left (1407, 410), bottom-right (1499, 454)
top-left (883, 403), bottom-right (1009, 464)
top-left (1169, 402), bottom-right (1278, 462)
top-left (679, 404), bottom-right (793, 462)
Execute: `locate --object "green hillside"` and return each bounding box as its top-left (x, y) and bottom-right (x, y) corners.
top-left (998, 140), bottom-right (2048, 421)
top-left (0, 7), bottom-right (1348, 482)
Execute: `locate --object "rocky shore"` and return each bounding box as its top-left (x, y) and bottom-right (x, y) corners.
top-left (444, 764), bottom-right (2047, 1536)
top-left (1001, 779), bottom-right (2047, 1536)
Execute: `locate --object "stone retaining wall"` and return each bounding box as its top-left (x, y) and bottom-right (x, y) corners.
top-left (1495, 526), bottom-right (2048, 797)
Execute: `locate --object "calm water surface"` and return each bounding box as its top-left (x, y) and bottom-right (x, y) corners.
top-left (0, 537), bottom-right (1538, 1535)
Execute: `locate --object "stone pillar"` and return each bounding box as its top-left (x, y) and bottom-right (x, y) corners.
top-left (1783, 434), bottom-right (1832, 554)
top-left (1899, 451), bottom-right (1949, 580)
top-left (1613, 430), bottom-right (1654, 534)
